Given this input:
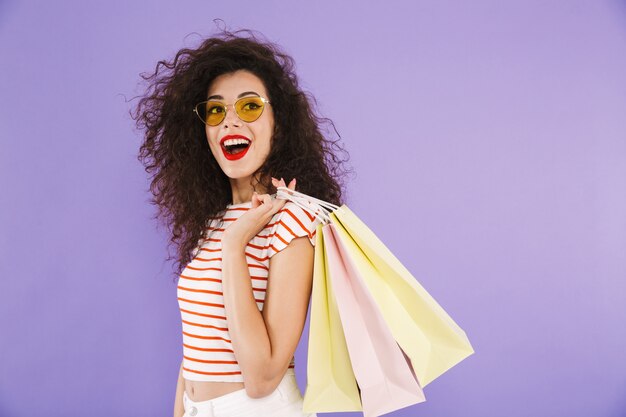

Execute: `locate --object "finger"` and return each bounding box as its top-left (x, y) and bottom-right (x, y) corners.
top-left (262, 194), bottom-right (272, 208)
top-left (288, 178), bottom-right (296, 190)
top-left (275, 178), bottom-right (288, 198)
top-left (250, 191), bottom-right (260, 208)
top-left (275, 197), bottom-right (287, 212)
top-left (269, 194), bottom-right (287, 218)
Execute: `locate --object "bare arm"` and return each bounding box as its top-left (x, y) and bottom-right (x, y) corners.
top-left (173, 359), bottom-right (185, 417)
top-left (221, 235), bottom-right (314, 398)
top-left (219, 179), bottom-right (314, 398)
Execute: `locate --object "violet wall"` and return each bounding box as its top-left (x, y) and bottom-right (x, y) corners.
top-left (1, 1), bottom-right (625, 416)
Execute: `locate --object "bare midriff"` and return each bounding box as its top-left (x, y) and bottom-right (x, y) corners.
top-left (184, 379), bottom-right (246, 402)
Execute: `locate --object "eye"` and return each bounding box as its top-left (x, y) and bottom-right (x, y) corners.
top-left (242, 102), bottom-right (260, 111)
top-left (208, 105), bottom-right (224, 114)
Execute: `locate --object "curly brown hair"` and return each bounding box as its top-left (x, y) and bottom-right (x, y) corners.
top-left (129, 26), bottom-right (353, 281)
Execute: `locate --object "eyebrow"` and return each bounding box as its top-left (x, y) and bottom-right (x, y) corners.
top-left (206, 91), bottom-right (260, 101)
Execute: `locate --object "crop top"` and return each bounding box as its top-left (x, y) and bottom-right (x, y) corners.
top-left (176, 200), bottom-right (322, 382)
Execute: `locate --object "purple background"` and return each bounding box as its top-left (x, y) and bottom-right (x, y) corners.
top-left (1, 1), bottom-right (625, 416)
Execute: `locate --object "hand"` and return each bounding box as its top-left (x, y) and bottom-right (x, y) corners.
top-left (222, 177), bottom-right (297, 250)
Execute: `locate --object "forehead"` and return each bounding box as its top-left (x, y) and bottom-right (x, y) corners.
top-left (206, 70), bottom-right (268, 99)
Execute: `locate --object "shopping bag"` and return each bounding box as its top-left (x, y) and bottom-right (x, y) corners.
top-left (330, 207), bottom-right (474, 386)
top-left (276, 187), bottom-right (474, 389)
top-left (302, 223), bottom-right (362, 413)
top-left (324, 223), bottom-right (425, 417)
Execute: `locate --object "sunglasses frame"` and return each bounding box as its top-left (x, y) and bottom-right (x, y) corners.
top-left (193, 96), bottom-right (271, 127)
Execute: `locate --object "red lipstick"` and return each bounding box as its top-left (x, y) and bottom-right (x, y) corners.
top-left (220, 134), bottom-right (251, 161)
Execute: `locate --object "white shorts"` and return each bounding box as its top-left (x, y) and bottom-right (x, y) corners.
top-left (182, 372), bottom-right (317, 417)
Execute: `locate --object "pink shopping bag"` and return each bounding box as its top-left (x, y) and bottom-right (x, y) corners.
top-left (324, 223), bottom-right (425, 417)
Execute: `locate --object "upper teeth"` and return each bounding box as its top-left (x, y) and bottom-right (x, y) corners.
top-left (223, 138), bottom-right (250, 146)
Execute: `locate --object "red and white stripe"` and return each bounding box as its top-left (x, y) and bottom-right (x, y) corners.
top-left (177, 201), bottom-right (320, 382)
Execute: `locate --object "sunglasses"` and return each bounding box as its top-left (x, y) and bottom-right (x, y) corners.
top-left (193, 96), bottom-right (271, 127)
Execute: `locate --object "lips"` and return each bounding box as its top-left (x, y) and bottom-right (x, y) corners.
top-left (220, 134), bottom-right (251, 161)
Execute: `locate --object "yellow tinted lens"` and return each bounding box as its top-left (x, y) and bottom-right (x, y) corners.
top-left (202, 101), bottom-right (226, 126)
top-left (235, 97), bottom-right (265, 122)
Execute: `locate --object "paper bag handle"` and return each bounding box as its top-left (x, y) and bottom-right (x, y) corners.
top-left (274, 186), bottom-right (340, 224)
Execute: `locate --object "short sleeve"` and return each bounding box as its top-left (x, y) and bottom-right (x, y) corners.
top-left (267, 202), bottom-right (322, 259)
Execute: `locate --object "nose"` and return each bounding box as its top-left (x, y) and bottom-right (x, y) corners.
top-left (222, 103), bottom-right (241, 128)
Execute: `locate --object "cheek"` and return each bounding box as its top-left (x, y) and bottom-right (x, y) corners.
top-left (206, 127), bottom-right (218, 147)
top-left (255, 130), bottom-right (272, 156)
top-left (205, 129), bottom-right (221, 157)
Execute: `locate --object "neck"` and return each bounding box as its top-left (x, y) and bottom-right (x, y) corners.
top-left (229, 174), bottom-right (268, 205)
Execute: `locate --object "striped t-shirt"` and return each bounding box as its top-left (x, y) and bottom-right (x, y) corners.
top-left (177, 200), bottom-right (322, 382)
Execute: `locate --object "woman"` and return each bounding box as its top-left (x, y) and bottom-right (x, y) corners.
top-left (131, 27), bottom-right (352, 417)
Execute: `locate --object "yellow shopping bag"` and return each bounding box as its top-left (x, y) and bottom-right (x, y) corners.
top-left (302, 223), bottom-right (362, 413)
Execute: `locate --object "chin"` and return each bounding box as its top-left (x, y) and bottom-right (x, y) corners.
top-left (221, 166), bottom-right (258, 180)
